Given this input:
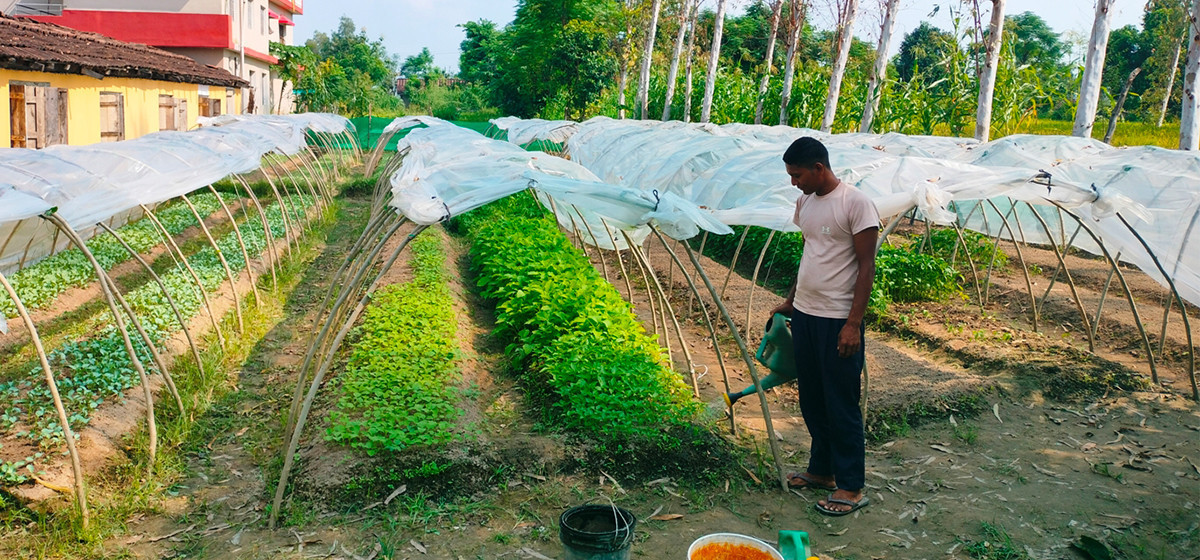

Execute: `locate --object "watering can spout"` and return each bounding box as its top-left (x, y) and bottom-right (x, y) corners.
top-left (777, 530), bottom-right (811, 560)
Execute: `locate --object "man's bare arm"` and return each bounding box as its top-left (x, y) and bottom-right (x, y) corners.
top-left (838, 226), bottom-right (879, 357)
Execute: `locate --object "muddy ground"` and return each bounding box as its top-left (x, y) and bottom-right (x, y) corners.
top-left (3, 200), bottom-right (1198, 560)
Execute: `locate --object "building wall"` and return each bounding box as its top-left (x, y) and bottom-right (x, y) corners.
top-left (65, 0), bottom-right (225, 13)
top-left (1, 69), bottom-right (242, 148)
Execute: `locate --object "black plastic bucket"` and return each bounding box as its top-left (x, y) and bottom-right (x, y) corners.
top-left (559, 504), bottom-right (637, 560)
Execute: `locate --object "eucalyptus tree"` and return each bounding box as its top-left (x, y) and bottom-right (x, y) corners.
top-left (700, 0), bottom-right (729, 122)
top-left (860, 0), bottom-right (900, 132)
top-left (754, 0), bottom-right (785, 124)
top-left (1180, 0), bottom-right (1200, 149)
top-left (663, 0), bottom-right (695, 120)
top-left (1073, 0), bottom-right (1117, 138)
top-left (778, 0), bottom-right (805, 125)
top-left (637, 0), bottom-right (663, 119)
top-left (820, 0), bottom-right (861, 132)
top-left (974, 0), bottom-right (1006, 142)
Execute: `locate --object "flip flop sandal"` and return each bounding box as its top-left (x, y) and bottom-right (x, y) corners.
top-left (815, 494), bottom-right (870, 517)
top-left (786, 472), bottom-right (836, 491)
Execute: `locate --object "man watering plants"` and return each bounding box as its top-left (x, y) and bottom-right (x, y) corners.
top-left (768, 137), bottom-right (879, 517)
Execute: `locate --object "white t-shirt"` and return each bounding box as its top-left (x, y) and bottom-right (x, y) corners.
top-left (791, 181), bottom-right (880, 319)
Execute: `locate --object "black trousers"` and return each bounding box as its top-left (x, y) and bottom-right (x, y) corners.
top-left (791, 310), bottom-right (865, 491)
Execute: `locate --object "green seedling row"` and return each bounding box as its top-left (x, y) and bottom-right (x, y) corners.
top-left (326, 231), bottom-right (465, 455)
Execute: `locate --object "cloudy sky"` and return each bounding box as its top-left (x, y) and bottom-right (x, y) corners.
top-left (295, 1), bottom-right (1145, 73)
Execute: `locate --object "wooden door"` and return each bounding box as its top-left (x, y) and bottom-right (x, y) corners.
top-left (46, 88), bottom-right (68, 146)
top-left (8, 85), bottom-right (24, 148)
top-left (23, 86), bottom-right (46, 149)
top-left (159, 94), bottom-right (175, 131)
top-left (199, 96), bottom-right (211, 117)
top-left (175, 100), bottom-right (188, 130)
top-left (99, 91), bottom-right (125, 142)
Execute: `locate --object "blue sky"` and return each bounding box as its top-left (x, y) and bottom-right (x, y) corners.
top-left (295, 1), bottom-right (1144, 73)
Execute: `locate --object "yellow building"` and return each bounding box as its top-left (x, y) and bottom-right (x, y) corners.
top-left (1, 14), bottom-right (247, 148)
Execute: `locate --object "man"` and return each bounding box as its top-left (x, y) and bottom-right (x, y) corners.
top-left (770, 137), bottom-right (879, 517)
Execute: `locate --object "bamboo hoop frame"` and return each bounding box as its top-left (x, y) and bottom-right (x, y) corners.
top-left (0, 270), bottom-right (89, 528)
top-left (622, 231), bottom-right (698, 397)
top-left (985, 199), bottom-right (1039, 332)
top-left (673, 232), bottom-right (787, 491)
top-left (1050, 205), bottom-right (1162, 382)
top-left (181, 195), bottom-right (245, 334)
top-left (207, 186), bottom-right (260, 307)
top-left (234, 176), bottom-right (280, 293)
top-left (744, 230), bottom-right (776, 344)
top-left (140, 204), bottom-right (226, 350)
top-left (1023, 205), bottom-right (1095, 352)
top-left (720, 227), bottom-right (751, 299)
top-left (45, 214), bottom-right (157, 477)
top-left (271, 224), bottom-right (428, 529)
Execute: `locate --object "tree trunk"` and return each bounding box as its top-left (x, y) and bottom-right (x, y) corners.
top-left (974, 0), bottom-right (1007, 142)
top-left (638, 0), bottom-right (664, 120)
top-left (1159, 33), bottom-right (1184, 127)
top-left (683, 0), bottom-right (699, 122)
top-left (820, 0), bottom-right (861, 132)
top-left (618, 66), bottom-right (630, 119)
top-left (1106, 66), bottom-right (1143, 143)
top-left (663, 0), bottom-right (693, 120)
top-left (1073, 0), bottom-right (1117, 138)
top-left (754, 0), bottom-right (785, 125)
top-left (779, 0), bottom-right (805, 125)
top-left (700, 0), bottom-right (729, 123)
top-left (1181, 0), bottom-right (1200, 149)
top-left (860, 0), bottom-right (900, 132)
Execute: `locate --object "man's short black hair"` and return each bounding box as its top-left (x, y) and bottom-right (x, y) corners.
top-left (783, 137), bottom-right (830, 169)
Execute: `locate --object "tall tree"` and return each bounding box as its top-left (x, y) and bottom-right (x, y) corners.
top-left (778, 0), bottom-right (805, 125)
top-left (683, 0), bottom-right (699, 121)
top-left (637, 0), bottom-right (664, 119)
top-left (894, 22), bottom-right (957, 83)
top-left (1181, 0), bottom-right (1200, 149)
top-left (613, 0), bottom-right (639, 119)
top-left (700, 0), bottom-right (729, 122)
top-left (401, 47), bottom-right (436, 80)
top-left (860, 0), bottom-right (900, 132)
top-left (1006, 11), bottom-right (1065, 69)
top-left (1074, 0), bottom-right (1117, 138)
top-left (1142, 0), bottom-right (1190, 126)
top-left (663, 0), bottom-right (694, 120)
top-left (975, 0), bottom-right (1007, 142)
top-left (754, 0), bottom-right (785, 124)
top-left (820, 0), bottom-right (861, 132)
top-left (458, 20), bottom-right (502, 85)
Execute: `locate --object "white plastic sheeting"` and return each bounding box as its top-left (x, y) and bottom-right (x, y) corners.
top-left (491, 116), bottom-right (1200, 309)
top-left (489, 117), bottom-right (578, 146)
top-left (387, 118), bottom-right (731, 246)
top-left (0, 114), bottom-right (351, 275)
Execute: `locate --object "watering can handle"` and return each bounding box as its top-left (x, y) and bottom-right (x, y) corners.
top-left (776, 530), bottom-right (810, 560)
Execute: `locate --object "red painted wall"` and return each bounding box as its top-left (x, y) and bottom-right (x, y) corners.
top-left (26, 10), bottom-right (233, 49)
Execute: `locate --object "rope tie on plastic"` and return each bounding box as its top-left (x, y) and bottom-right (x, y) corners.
top-left (651, 189), bottom-right (661, 213)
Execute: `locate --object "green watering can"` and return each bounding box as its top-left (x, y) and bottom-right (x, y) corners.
top-left (686, 531), bottom-right (812, 560)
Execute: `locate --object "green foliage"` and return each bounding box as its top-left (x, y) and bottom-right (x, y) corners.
top-left (326, 232), bottom-right (463, 454)
top-left (926, 228), bottom-right (1007, 270)
top-left (464, 206), bottom-right (698, 445)
top-left (876, 246), bottom-right (961, 303)
top-left (272, 16), bottom-right (401, 116)
top-left (963, 521), bottom-right (1030, 560)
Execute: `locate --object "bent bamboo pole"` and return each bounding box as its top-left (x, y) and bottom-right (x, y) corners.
top-left (272, 224), bottom-right (428, 529)
top-left (599, 218), bottom-right (638, 309)
top-left (720, 227), bottom-right (751, 299)
top-left (182, 195), bottom-right (244, 334)
top-left (98, 222), bottom-right (195, 414)
top-left (1093, 251), bottom-right (1123, 339)
top-left (235, 177), bottom-right (280, 292)
top-left (1046, 204), bottom-right (1156, 380)
top-left (744, 231), bottom-right (776, 343)
top-left (624, 231), bottom-right (699, 397)
top-left (140, 204), bottom-right (226, 350)
top-left (1038, 224), bottom-right (1083, 312)
top-left (207, 186), bottom-right (260, 307)
top-left (652, 229), bottom-right (736, 434)
top-left (284, 215), bottom-right (404, 437)
top-left (1024, 206), bottom-right (1095, 352)
top-left (986, 200), bottom-right (1038, 332)
top-left (0, 271), bottom-right (89, 529)
top-left (675, 231), bottom-right (787, 491)
top-left (46, 214), bottom-right (157, 477)
top-left (1116, 213), bottom-right (1197, 399)
top-left (573, 206), bottom-right (610, 284)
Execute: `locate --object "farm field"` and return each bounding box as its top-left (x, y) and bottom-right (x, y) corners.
top-left (2, 117), bottom-right (1199, 560)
